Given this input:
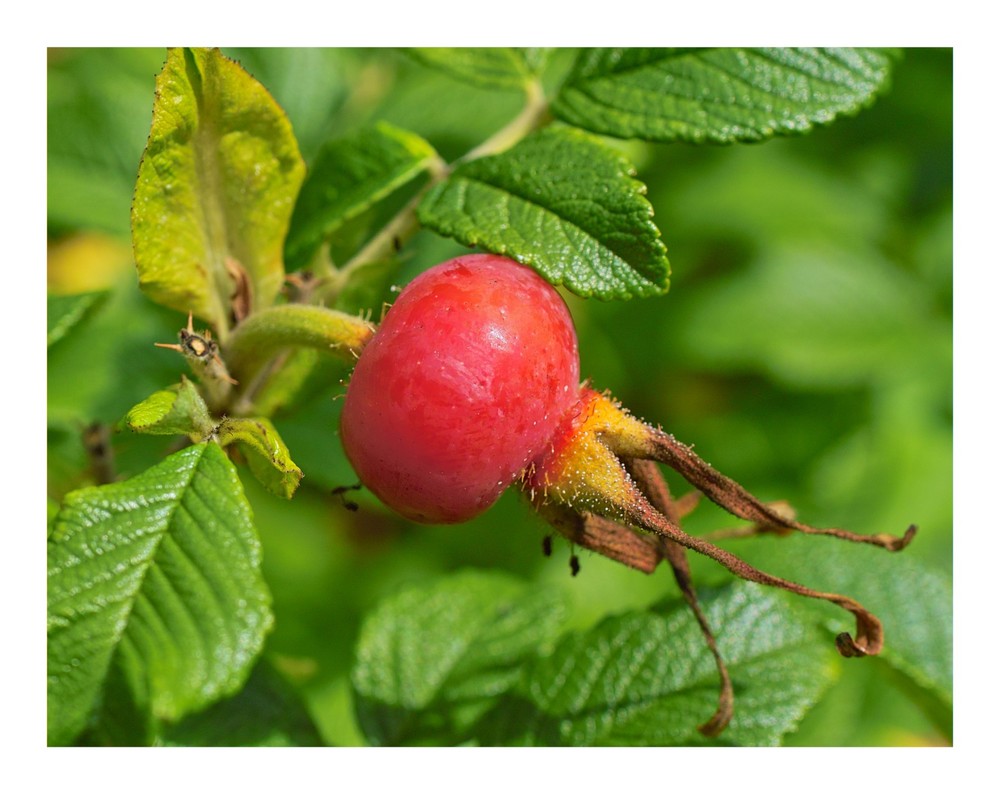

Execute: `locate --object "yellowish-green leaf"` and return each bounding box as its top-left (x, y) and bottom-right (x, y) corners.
top-left (217, 417), bottom-right (302, 499)
top-left (131, 48), bottom-right (305, 334)
top-left (123, 379), bottom-right (215, 439)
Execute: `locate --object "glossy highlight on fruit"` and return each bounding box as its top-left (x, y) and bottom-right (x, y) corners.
top-left (340, 254), bottom-right (580, 523)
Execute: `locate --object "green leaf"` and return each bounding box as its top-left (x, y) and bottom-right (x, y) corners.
top-left (159, 659), bottom-right (324, 746)
top-left (131, 47), bottom-right (305, 332)
top-left (47, 443), bottom-right (273, 745)
top-left (284, 122), bottom-right (439, 271)
top-left (418, 126), bottom-right (669, 300)
top-left (47, 291), bottom-right (107, 348)
top-left (217, 417), bottom-right (303, 499)
top-left (352, 570), bottom-right (568, 746)
top-left (123, 379), bottom-right (215, 439)
top-left (733, 535), bottom-right (953, 739)
top-left (553, 48), bottom-right (894, 143)
top-left (405, 48), bottom-right (551, 91)
top-left (480, 583), bottom-right (835, 746)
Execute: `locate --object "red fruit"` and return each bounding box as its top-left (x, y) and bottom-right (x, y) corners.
top-left (341, 254), bottom-right (580, 523)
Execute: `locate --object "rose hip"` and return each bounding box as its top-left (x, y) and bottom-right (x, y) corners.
top-left (340, 253), bottom-right (580, 523)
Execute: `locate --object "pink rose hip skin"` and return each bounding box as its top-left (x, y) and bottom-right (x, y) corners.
top-left (340, 253), bottom-right (580, 523)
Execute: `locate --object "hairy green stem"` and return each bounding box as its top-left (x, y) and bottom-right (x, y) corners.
top-left (459, 79), bottom-right (550, 162)
top-left (224, 304), bottom-right (375, 386)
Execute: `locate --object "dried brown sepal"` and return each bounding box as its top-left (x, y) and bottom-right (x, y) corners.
top-left (225, 257), bottom-right (254, 325)
top-left (533, 453), bottom-right (735, 734)
top-left (642, 428), bottom-right (916, 552)
top-left (628, 492), bottom-right (888, 656)
top-left (625, 458), bottom-right (734, 737)
top-left (527, 388), bottom-right (914, 661)
top-left (534, 500), bottom-right (662, 575)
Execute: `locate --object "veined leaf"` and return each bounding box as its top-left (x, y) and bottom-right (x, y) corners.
top-left (733, 534), bottom-right (953, 739)
top-left (480, 583), bottom-right (835, 746)
top-left (123, 379), bottom-right (215, 439)
top-left (284, 122), bottom-right (438, 271)
top-left (405, 48), bottom-right (551, 91)
top-left (217, 417), bottom-right (303, 499)
top-left (553, 48), bottom-right (895, 143)
top-left (131, 47), bottom-right (305, 334)
top-left (47, 443), bottom-right (273, 745)
top-left (352, 570), bottom-right (567, 746)
top-left (417, 126), bottom-right (669, 300)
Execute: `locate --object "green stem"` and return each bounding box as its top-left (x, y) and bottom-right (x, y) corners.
top-left (313, 160), bottom-right (447, 305)
top-left (459, 79), bottom-right (550, 162)
top-left (224, 304), bottom-right (375, 386)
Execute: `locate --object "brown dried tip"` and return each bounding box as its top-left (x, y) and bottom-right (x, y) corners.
top-left (154, 313), bottom-right (237, 408)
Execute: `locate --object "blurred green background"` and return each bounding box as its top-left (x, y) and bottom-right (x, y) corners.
top-left (47, 48), bottom-right (952, 746)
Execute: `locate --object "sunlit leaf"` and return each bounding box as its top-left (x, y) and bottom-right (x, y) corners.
top-left (131, 47), bottom-right (305, 332)
top-left (554, 48), bottom-right (895, 143)
top-left (418, 126), bottom-right (669, 300)
top-left (47, 443), bottom-right (272, 745)
top-left (123, 379), bottom-right (215, 439)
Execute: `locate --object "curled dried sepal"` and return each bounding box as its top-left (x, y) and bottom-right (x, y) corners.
top-left (643, 429), bottom-right (917, 552)
top-left (525, 387), bottom-right (917, 659)
top-left (626, 458), bottom-right (734, 736)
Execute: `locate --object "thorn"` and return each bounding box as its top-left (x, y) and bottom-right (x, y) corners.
top-left (212, 354), bottom-right (239, 384)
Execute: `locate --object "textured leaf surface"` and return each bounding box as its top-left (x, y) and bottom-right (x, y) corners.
top-left (734, 535), bottom-right (953, 737)
top-left (352, 570), bottom-right (567, 746)
top-left (481, 583), bottom-right (834, 746)
top-left (47, 443), bottom-right (273, 745)
top-left (553, 48), bottom-right (894, 143)
top-left (123, 379), bottom-right (215, 439)
top-left (284, 122), bottom-right (438, 270)
top-left (418, 126), bottom-right (669, 300)
top-left (406, 48), bottom-right (551, 90)
top-left (217, 417), bottom-right (303, 499)
top-left (131, 47), bottom-right (305, 332)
